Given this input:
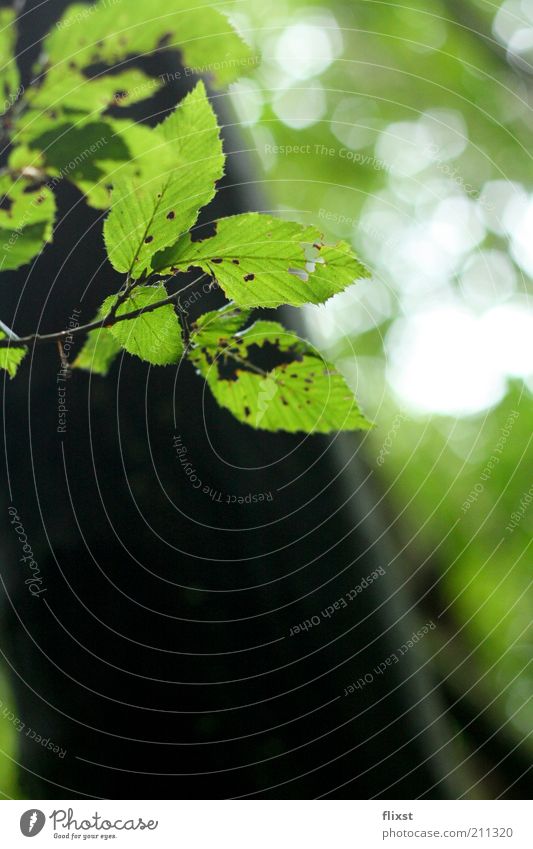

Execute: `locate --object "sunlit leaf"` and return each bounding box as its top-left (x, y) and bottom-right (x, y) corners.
top-left (73, 325), bottom-right (122, 376)
top-left (15, 68), bottom-right (164, 143)
top-left (104, 82), bottom-right (223, 277)
top-left (43, 0), bottom-right (254, 88)
top-left (154, 213), bottom-right (369, 307)
top-left (0, 331), bottom-right (26, 378)
top-left (0, 8), bottom-right (21, 117)
top-left (102, 284), bottom-right (183, 365)
top-left (0, 175), bottom-right (56, 271)
top-left (14, 117), bottom-right (158, 209)
top-left (189, 308), bottom-right (371, 432)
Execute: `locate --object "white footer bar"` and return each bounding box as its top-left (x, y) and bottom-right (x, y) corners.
top-left (1, 800), bottom-right (531, 848)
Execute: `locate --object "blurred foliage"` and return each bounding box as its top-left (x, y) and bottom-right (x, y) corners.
top-left (377, 388), bottom-right (533, 746)
top-left (227, 0), bottom-right (533, 756)
top-left (0, 667), bottom-right (21, 798)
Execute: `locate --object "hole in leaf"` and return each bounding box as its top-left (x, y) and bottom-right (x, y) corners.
top-left (191, 220), bottom-right (217, 242)
top-left (217, 341), bottom-right (302, 381)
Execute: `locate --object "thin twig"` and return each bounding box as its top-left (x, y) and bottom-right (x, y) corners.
top-left (0, 319), bottom-right (20, 341)
top-left (0, 273), bottom-right (211, 349)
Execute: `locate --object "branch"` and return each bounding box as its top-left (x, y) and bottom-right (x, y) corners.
top-left (0, 273), bottom-right (211, 349)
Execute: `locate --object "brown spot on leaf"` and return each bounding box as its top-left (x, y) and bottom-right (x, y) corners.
top-left (244, 273), bottom-right (255, 282)
top-left (166, 211), bottom-right (175, 220)
top-left (144, 235), bottom-right (153, 243)
top-left (211, 258), bottom-right (223, 264)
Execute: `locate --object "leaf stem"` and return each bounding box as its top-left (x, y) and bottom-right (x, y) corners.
top-left (222, 349), bottom-right (269, 378)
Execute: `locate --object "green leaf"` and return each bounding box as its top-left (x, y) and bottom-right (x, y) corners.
top-left (44, 0), bottom-right (254, 88)
top-left (73, 326), bottom-right (122, 376)
top-left (153, 213), bottom-right (369, 307)
top-left (28, 68), bottom-right (162, 113)
top-left (14, 120), bottom-right (131, 183)
top-left (102, 284), bottom-right (183, 365)
top-left (188, 309), bottom-right (371, 433)
top-left (0, 175), bottom-right (56, 271)
top-left (12, 108), bottom-right (200, 211)
top-left (0, 332), bottom-right (26, 378)
top-left (7, 144), bottom-right (46, 174)
top-left (13, 118), bottom-right (155, 209)
top-left (191, 301), bottom-right (251, 343)
top-left (103, 82), bottom-right (223, 277)
top-left (76, 116), bottom-right (192, 208)
top-left (16, 69), bottom-right (164, 142)
top-left (0, 176), bottom-right (55, 229)
top-left (11, 79), bottom-right (222, 212)
top-left (0, 8), bottom-right (21, 117)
